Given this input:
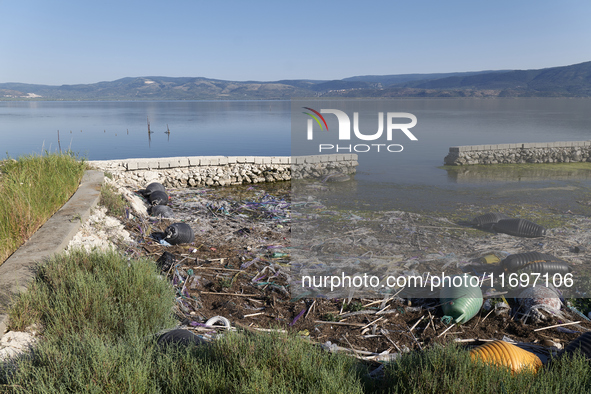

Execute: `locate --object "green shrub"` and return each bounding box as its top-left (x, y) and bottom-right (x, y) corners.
top-left (8, 249), bottom-right (176, 340)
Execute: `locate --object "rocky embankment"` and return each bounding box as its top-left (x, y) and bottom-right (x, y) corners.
top-left (445, 141), bottom-right (591, 165)
top-left (88, 154), bottom-right (358, 189)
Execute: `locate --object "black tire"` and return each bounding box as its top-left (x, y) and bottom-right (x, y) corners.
top-left (560, 332), bottom-right (591, 361)
top-left (165, 223), bottom-right (194, 245)
top-left (145, 182), bottom-right (166, 195)
top-left (157, 329), bottom-right (206, 347)
top-left (149, 205), bottom-right (174, 218)
top-left (156, 251), bottom-right (175, 272)
top-left (149, 190), bottom-right (169, 206)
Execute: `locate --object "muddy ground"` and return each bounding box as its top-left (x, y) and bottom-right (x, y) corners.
top-left (113, 179), bottom-right (591, 361)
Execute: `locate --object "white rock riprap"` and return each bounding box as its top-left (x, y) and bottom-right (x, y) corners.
top-left (66, 205), bottom-right (133, 252)
top-left (444, 141), bottom-right (591, 165)
top-left (0, 327), bottom-right (38, 361)
top-left (88, 154), bottom-right (358, 189)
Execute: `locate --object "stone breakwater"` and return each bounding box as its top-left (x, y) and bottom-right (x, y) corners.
top-left (88, 154), bottom-right (358, 188)
top-left (444, 141), bottom-right (591, 166)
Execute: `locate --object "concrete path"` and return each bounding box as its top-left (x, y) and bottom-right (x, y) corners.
top-left (0, 170), bottom-right (104, 335)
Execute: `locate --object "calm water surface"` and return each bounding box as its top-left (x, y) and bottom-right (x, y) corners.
top-left (2, 98), bottom-right (590, 212)
top-left (291, 98), bottom-right (591, 212)
top-left (0, 100), bottom-right (290, 160)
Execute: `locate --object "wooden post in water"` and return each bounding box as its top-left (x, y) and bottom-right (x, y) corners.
top-left (57, 130), bottom-right (61, 153)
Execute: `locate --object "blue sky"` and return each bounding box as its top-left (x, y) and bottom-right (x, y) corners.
top-left (1, 0), bottom-right (589, 85)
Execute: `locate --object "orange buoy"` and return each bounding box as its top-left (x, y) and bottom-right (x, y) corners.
top-left (470, 340), bottom-right (542, 374)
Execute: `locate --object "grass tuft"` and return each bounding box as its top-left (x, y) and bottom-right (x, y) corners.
top-left (150, 331), bottom-right (367, 393)
top-left (100, 183), bottom-right (128, 218)
top-left (0, 151), bottom-right (86, 264)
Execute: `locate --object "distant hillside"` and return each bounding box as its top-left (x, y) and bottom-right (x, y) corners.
top-left (341, 70), bottom-right (510, 87)
top-left (0, 77), bottom-right (316, 100)
top-left (1, 61), bottom-right (590, 100)
top-left (400, 61), bottom-right (591, 96)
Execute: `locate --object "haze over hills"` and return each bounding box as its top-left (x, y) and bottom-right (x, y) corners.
top-left (1, 61), bottom-right (590, 100)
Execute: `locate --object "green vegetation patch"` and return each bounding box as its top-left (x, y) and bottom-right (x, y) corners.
top-left (4, 247), bottom-right (591, 392)
top-left (2, 332), bottom-right (159, 393)
top-left (1, 330), bottom-right (367, 394)
top-left (100, 183), bottom-right (128, 218)
top-left (0, 151), bottom-right (86, 263)
top-left (163, 331), bottom-right (366, 394)
top-left (441, 161), bottom-right (591, 173)
top-left (2, 247), bottom-right (366, 393)
top-left (8, 249), bottom-right (176, 340)
top-left (380, 343), bottom-right (591, 393)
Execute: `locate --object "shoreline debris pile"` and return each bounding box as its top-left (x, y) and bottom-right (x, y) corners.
top-left (103, 180), bottom-right (591, 370)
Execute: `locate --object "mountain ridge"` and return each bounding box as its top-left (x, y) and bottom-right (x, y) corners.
top-left (2, 61), bottom-right (590, 100)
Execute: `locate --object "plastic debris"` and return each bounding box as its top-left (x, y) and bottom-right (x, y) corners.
top-left (521, 261), bottom-right (572, 275)
top-left (289, 308), bottom-right (306, 326)
top-left (567, 305), bottom-right (591, 321)
top-left (493, 218), bottom-right (546, 238)
top-left (471, 212), bottom-right (511, 229)
top-left (156, 252), bottom-right (175, 272)
top-left (205, 316), bottom-right (232, 330)
top-left (101, 178), bottom-right (591, 358)
top-left (478, 253), bottom-right (502, 265)
top-left (470, 340), bottom-right (542, 373)
top-left (501, 251), bottom-right (568, 273)
top-left (440, 274), bottom-right (483, 324)
top-left (519, 286), bottom-right (562, 322)
top-left (519, 286), bottom-right (561, 311)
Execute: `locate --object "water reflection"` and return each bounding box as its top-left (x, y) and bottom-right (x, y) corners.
top-left (445, 163), bottom-right (591, 183)
top-left (1, 100), bottom-right (291, 160)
